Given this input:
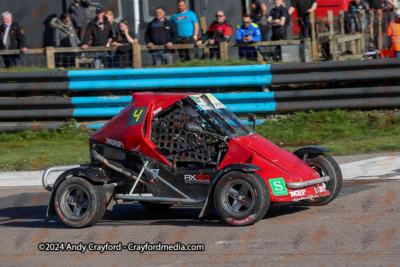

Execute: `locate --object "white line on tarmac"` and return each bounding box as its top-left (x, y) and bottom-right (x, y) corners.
top-left (340, 156), bottom-right (400, 180)
top-left (0, 156), bottom-right (399, 188)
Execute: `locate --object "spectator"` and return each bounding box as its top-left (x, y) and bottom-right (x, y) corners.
top-left (51, 12), bottom-right (80, 67)
top-left (170, 0), bottom-right (199, 61)
top-left (81, 7), bottom-right (113, 69)
top-left (288, 0), bottom-right (317, 39)
top-left (105, 10), bottom-right (118, 68)
top-left (235, 14), bottom-right (261, 61)
top-left (268, 0), bottom-right (288, 61)
top-left (348, 0), bottom-right (369, 33)
top-left (268, 0), bottom-right (288, 41)
top-left (69, 0), bottom-right (91, 41)
top-left (0, 11), bottom-right (27, 68)
top-left (112, 20), bottom-right (135, 68)
top-left (196, 11), bottom-right (232, 60)
top-left (387, 9), bottom-right (400, 58)
top-left (145, 7), bottom-right (178, 66)
top-left (251, 0), bottom-right (269, 41)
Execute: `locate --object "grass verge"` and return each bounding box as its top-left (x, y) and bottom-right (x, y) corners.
top-left (257, 109), bottom-right (400, 154)
top-left (0, 121), bottom-right (91, 171)
top-left (0, 109), bottom-right (399, 171)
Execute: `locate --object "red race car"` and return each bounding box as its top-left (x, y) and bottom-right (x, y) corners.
top-left (43, 92), bottom-right (342, 227)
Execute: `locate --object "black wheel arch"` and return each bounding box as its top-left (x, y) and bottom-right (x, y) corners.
top-left (47, 167), bottom-right (111, 217)
top-left (199, 163), bottom-right (261, 218)
top-left (293, 146), bottom-right (330, 161)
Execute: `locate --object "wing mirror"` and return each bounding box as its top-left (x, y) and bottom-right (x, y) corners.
top-left (248, 113), bottom-right (257, 132)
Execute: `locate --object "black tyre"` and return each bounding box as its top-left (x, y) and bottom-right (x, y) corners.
top-left (214, 171), bottom-right (270, 226)
top-left (54, 177), bottom-right (107, 228)
top-left (139, 201), bottom-right (173, 210)
top-left (301, 154), bottom-right (342, 206)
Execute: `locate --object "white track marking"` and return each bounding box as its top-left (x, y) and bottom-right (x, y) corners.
top-left (340, 156), bottom-right (400, 180)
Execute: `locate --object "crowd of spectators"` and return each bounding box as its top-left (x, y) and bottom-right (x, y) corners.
top-left (0, 0), bottom-right (399, 68)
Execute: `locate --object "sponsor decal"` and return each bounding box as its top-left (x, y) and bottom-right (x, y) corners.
top-left (269, 178), bottom-right (288, 196)
top-left (150, 169), bottom-right (159, 175)
top-left (153, 107), bottom-right (162, 115)
top-left (175, 16), bottom-right (188, 20)
top-left (314, 184), bottom-right (327, 194)
top-left (184, 174), bottom-right (210, 184)
top-left (227, 214), bottom-right (256, 225)
top-left (205, 93), bottom-right (226, 109)
top-left (126, 106), bottom-right (148, 127)
top-left (106, 138), bottom-right (124, 148)
top-left (289, 189), bottom-right (306, 197)
top-left (190, 95), bottom-right (213, 110)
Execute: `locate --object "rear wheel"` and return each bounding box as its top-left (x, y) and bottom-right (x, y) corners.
top-left (214, 171), bottom-right (269, 226)
top-left (54, 177), bottom-right (107, 228)
top-left (139, 201), bottom-right (173, 210)
top-left (301, 154), bottom-right (342, 206)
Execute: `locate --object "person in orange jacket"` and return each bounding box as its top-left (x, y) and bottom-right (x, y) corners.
top-left (388, 9), bottom-right (400, 58)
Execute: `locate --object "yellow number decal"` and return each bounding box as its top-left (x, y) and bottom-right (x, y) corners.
top-left (133, 109), bottom-right (143, 122)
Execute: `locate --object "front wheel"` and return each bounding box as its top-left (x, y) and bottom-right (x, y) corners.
top-left (214, 171), bottom-right (270, 226)
top-left (301, 154), bottom-right (343, 206)
top-left (54, 177), bottom-right (107, 228)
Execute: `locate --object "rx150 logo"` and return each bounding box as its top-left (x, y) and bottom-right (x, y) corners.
top-left (184, 174), bottom-right (210, 184)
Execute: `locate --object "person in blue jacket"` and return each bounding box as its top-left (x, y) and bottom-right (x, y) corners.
top-left (236, 14), bottom-right (261, 60)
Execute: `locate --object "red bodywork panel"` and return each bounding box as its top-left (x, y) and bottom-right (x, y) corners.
top-left (90, 92), bottom-right (196, 166)
top-left (219, 135), bottom-right (329, 202)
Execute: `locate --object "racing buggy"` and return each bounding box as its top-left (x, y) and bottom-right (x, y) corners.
top-left (43, 93), bottom-right (342, 228)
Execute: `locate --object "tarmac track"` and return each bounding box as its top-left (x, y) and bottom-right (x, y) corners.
top-left (0, 154), bottom-right (399, 266)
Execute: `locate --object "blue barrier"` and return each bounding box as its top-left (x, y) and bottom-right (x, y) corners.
top-left (68, 65), bottom-right (272, 91)
top-left (70, 93), bottom-right (277, 116)
top-left (70, 92), bottom-right (275, 105)
top-left (68, 65), bottom-right (271, 77)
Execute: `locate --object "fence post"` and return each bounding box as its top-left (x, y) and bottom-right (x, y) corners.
top-left (327, 11), bottom-right (337, 61)
top-left (46, 46), bottom-right (55, 69)
top-left (310, 12), bottom-right (317, 59)
top-left (360, 10), bottom-right (365, 34)
top-left (200, 17), bottom-right (210, 58)
top-left (303, 38), bottom-right (312, 62)
top-left (219, 41), bottom-right (228, 61)
top-left (377, 9), bottom-right (382, 50)
top-left (356, 38), bottom-right (361, 54)
top-left (133, 43), bottom-right (142, 68)
top-left (360, 10), bottom-right (365, 51)
top-left (369, 10), bottom-right (374, 45)
top-left (339, 10), bottom-right (346, 53)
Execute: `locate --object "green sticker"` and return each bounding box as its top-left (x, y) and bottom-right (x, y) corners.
top-left (269, 178), bottom-right (288, 196)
